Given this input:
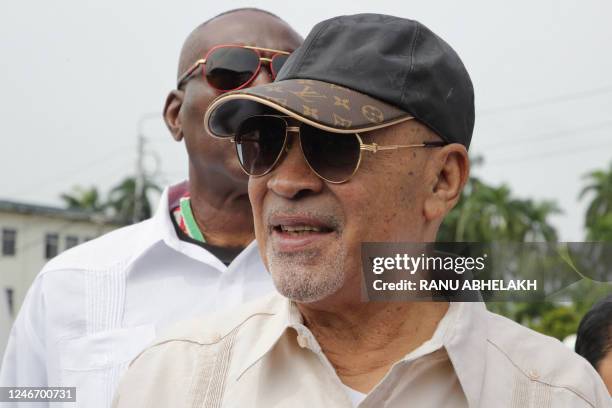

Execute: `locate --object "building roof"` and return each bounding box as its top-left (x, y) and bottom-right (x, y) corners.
top-left (0, 199), bottom-right (124, 226)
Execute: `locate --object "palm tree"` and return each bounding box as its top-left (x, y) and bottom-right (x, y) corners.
top-left (60, 186), bottom-right (105, 213)
top-left (439, 177), bottom-right (560, 242)
top-left (580, 161), bottom-right (612, 240)
top-left (438, 176), bottom-right (566, 338)
top-left (106, 176), bottom-right (161, 223)
top-left (513, 199), bottom-right (560, 242)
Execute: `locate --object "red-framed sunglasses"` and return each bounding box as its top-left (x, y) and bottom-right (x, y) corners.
top-left (176, 44), bottom-right (292, 92)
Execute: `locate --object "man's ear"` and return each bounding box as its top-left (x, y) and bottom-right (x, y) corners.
top-left (423, 144), bottom-right (470, 221)
top-left (163, 90), bottom-right (184, 142)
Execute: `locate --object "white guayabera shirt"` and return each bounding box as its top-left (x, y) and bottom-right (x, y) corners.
top-left (0, 182), bottom-right (274, 408)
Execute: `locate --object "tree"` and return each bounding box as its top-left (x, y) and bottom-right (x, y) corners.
top-left (106, 176), bottom-right (161, 223)
top-left (580, 161), bottom-right (612, 240)
top-left (438, 173), bottom-right (571, 338)
top-left (60, 186), bottom-right (105, 213)
top-left (60, 176), bottom-right (161, 224)
top-left (439, 176), bottom-right (560, 242)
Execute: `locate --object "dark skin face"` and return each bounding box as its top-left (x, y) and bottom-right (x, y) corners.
top-left (163, 11), bottom-right (302, 247)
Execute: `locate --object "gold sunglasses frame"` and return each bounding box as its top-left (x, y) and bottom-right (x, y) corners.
top-left (230, 115), bottom-right (447, 184)
top-left (176, 45), bottom-right (291, 89)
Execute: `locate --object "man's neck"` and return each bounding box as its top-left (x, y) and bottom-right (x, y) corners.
top-left (187, 171), bottom-right (254, 248)
top-left (297, 300), bottom-right (449, 393)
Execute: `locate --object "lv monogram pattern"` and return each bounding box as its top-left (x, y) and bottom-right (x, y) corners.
top-left (243, 79), bottom-right (408, 131)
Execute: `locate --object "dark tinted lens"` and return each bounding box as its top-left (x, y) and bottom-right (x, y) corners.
top-left (235, 116), bottom-right (287, 176)
top-left (206, 47), bottom-right (260, 90)
top-left (270, 54), bottom-right (289, 78)
top-left (300, 126), bottom-right (361, 182)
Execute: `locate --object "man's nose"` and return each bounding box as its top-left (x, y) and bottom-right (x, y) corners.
top-left (266, 134), bottom-right (324, 199)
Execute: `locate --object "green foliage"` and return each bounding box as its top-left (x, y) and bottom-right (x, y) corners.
top-left (580, 161), bottom-right (612, 240)
top-left (488, 281), bottom-right (612, 340)
top-left (438, 165), bottom-right (611, 341)
top-left (60, 176), bottom-right (161, 224)
top-left (535, 306), bottom-right (580, 340)
top-left (487, 302), bottom-right (577, 341)
top-left (106, 176), bottom-right (162, 223)
top-left (60, 186), bottom-right (105, 213)
top-left (439, 176), bottom-right (560, 242)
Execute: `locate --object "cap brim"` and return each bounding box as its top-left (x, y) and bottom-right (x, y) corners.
top-left (204, 79), bottom-right (413, 137)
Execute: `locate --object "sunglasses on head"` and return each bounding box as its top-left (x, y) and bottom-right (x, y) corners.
top-left (231, 115), bottom-right (447, 184)
top-left (177, 44), bottom-right (291, 92)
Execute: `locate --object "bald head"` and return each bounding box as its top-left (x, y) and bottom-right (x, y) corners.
top-left (177, 8), bottom-right (303, 79)
top-left (162, 8), bottom-right (302, 227)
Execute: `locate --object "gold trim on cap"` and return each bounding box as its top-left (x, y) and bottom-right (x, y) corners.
top-left (204, 92), bottom-right (414, 138)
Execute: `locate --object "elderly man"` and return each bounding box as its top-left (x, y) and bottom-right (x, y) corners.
top-left (113, 14), bottom-right (611, 407)
top-left (0, 8), bottom-right (302, 408)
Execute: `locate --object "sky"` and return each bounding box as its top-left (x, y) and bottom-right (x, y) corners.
top-left (1, 0), bottom-right (611, 240)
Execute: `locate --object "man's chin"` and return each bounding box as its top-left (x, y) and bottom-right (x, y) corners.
top-left (273, 279), bottom-right (335, 304)
top-left (268, 257), bottom-right (345, 304)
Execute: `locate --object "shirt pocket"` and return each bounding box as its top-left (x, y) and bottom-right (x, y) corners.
top-left (57, 324), bottom-right (156, 408)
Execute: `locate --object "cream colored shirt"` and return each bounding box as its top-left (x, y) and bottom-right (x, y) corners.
top-left (114, 294), bottom-right (611, 408)
top-left (342, 385), bottom-right (366, 407)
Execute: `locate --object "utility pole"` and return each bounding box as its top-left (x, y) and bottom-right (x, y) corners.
top-left (134, 113), bottom-right (160, 224)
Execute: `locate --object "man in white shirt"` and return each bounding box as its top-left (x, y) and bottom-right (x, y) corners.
top-left (0, 8), bottom-right (302, 408)
top-left (114, 14), bottom-right (611, 407)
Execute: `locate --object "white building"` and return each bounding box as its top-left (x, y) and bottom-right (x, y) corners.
top-left (0, 290), bottom-right (9, 358)
top-left (0, 200), bottom-right (122, 339)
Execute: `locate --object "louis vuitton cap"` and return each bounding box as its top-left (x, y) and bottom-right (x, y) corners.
top-left (204, 13), bottom-right (475, 148)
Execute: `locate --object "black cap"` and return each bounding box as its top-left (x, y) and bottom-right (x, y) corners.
top-left (205, 13), bottom-right (475, 148)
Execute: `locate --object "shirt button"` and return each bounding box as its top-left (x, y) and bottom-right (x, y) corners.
top-left (527, 369), bottom-right (539, 380)
top-left (296, 334), bottom-right (308, 348)
top-left (211, 333), bottom-right (222, 342)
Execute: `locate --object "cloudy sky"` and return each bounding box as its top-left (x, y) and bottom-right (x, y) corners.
top-left (1, 0), bottom-right (611, 240)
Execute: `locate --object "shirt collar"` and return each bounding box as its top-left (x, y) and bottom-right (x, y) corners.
top-left (443, 301), bottom-right (488, 408)
top-left (235, 295), bottom-right (488, 407)
top-left (235, 295), bottom-right (293, 379)
top-left (151, 181), bottom-right (184, 246)
top-left (235, 295), bottom-right (309, 379)
top-left (152, 181), bottom-right (233, 270)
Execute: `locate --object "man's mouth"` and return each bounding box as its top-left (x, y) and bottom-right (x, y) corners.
top-left (274, 224), bottom-right (333, 234)
top-left (269, 215), bottom-right (337, 252)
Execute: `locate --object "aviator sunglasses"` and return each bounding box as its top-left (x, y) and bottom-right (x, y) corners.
top-left (177, 44), bottom-right (291, 91)
top-left (231, 115), bottom-right (447, 184)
